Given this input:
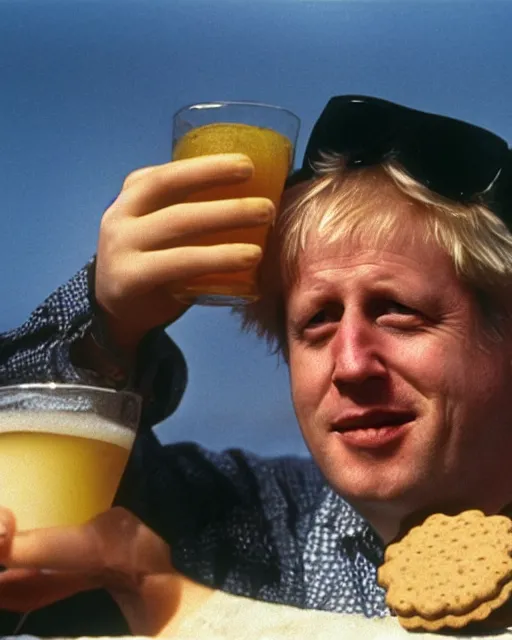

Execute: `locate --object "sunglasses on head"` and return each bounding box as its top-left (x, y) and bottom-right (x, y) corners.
top-left (286, 95), bottom-right (512, 226)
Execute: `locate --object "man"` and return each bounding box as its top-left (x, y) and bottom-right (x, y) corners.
top-left (1, 95), bottom-right (512, 637)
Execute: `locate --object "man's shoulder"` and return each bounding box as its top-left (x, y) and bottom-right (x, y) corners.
top-left (162, 441), bottom-right (323, 492)
top-left (121, 435), bottom-right (327, 548)
top-left (130, 436), bottom-right (325, 513)
top-left (159, 441), bottom-right (326, 518)
top-left (242, 449), bottom-right (325, 504)
top-left (121, 438), bottom-right (326, 600)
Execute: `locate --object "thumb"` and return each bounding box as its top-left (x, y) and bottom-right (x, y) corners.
top-left (5, 508), bottom-right (172, 585)
top-left (5, 522), bottom-right (105, 573)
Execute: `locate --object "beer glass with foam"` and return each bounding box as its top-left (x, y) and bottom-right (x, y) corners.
top-left (0, 383), bottom-right (141, 530)
top-left (172, 101), bottom-right (300, 306)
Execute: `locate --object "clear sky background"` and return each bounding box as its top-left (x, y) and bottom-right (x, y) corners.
top-left (1, 0), bottom-right (511, 457)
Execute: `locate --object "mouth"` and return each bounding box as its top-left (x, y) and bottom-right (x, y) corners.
top-left (332, 411), bottom-right (416, 432)
top-left (331, 411), bottom-right (416, 449)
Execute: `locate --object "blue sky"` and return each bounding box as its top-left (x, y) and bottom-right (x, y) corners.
top-left (1, 0), bottom-right (511, 456)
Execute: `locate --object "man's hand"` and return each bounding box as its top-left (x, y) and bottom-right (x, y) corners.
top-left (95, 153), bottom-right (274, 352)
top-left (0, 506), bottom-right (185, 635)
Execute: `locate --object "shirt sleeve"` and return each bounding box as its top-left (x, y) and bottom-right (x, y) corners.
top-left (0, 261), bottom-right (188, 430)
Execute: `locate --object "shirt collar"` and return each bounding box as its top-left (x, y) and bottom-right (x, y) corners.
top-left (315, 487), bottom-right (385, 563)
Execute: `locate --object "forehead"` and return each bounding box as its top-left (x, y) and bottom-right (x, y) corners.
top-left (304, 213), bottom-right (436, 264)
top-left (288, 216), bottom-right (463, 302)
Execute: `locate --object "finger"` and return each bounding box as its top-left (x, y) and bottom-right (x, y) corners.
top-left (134, 243), bottom-right (263, 291)
top-left (122, 165), bottom-right (162, 190)
top-left (0, 568), bottom-right (98, 612)
top-left (6, 524), bottom-right (103, 572)
top-left (119, 154), bottom-right (254, 215)
top-left (4, 508), bottom-right (169, 578)
top-left (102, 166), bottom-right (162, 216)
top-left (134, 197), bottom-right (274, 251)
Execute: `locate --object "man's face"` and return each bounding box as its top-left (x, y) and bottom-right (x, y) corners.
top-left (286, 205), bottom-right (512, 526)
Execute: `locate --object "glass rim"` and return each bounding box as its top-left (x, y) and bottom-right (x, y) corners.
top-left (173, 100), bottom-right (300, 126)
top-left (0, 382), bottom-right (141, 403)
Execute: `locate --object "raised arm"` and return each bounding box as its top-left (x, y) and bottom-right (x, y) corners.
top-left (0, 152), bottom-right (271, 430)
top-left (0, 262), bottom-right (187, 430)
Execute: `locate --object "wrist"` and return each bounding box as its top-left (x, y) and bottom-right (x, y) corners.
top-left (86, 256), bottom-right (144, 356)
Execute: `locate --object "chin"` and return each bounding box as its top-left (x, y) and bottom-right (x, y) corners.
top-left (336, 482), bottom-right (412, 505)
top-left (325, 460), bottom-right (427, 507)
top-left (321, 428), bottom-right (432, 492)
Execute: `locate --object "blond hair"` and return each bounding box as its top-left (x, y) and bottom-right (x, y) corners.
top-left (240, 153), bottom-right (512, 355)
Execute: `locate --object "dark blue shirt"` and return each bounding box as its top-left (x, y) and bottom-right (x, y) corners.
top-left (0, 264), bottom-right (388, 637)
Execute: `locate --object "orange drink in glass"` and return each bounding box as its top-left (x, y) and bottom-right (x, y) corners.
top-left (172, 101), bottom-right (300, 306)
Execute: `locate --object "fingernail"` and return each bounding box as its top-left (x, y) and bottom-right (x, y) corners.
top-left (240, 246), bottom-right (262, 264)
top-left (234, 160), bottom-right (254, 178)
top-left (260, 201), bottom-right (276, 222)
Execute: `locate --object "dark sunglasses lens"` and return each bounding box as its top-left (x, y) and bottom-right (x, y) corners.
top-left (305, 99), bottom-right (402, 167)
top-left (399, 119), bottom-right (506, 200)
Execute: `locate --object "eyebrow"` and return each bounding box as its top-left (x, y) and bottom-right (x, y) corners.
top-left (286, 287), bottom-right (339, 325)
top-left (288, 276), bottom-right (444, 318)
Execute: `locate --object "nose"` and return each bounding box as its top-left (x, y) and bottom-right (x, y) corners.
top-left (330, 312), bottom-right (386, 387)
